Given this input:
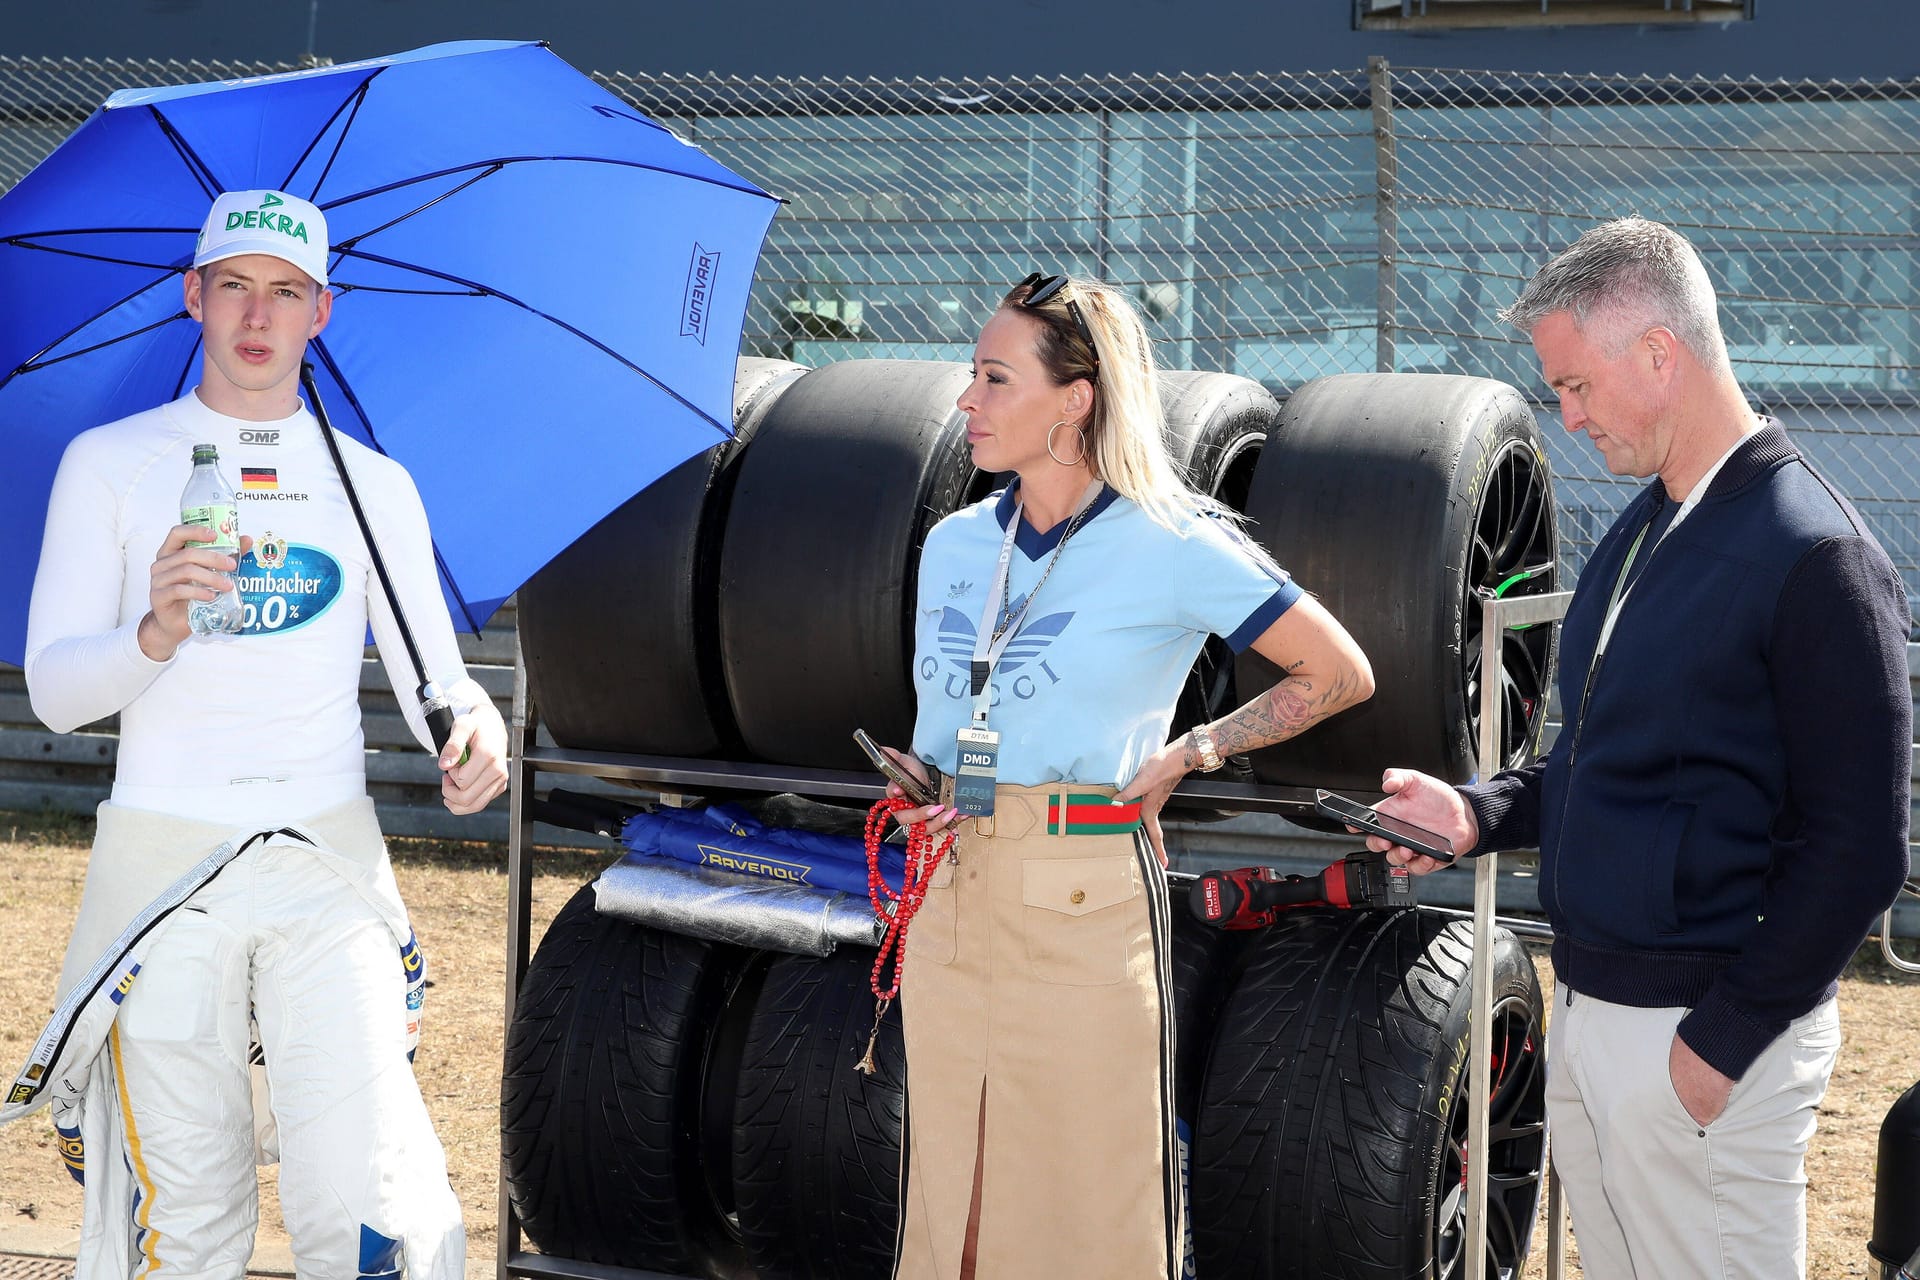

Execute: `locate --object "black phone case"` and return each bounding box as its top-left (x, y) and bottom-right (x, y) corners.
top-left (1313, 790), bottom-right (1455, 863)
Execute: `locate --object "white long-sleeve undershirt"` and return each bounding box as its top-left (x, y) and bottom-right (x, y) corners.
top-left (25, 391), bottom-right (491, 825)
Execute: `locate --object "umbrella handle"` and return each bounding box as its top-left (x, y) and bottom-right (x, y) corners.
top-left (420, 681), bottom-right (471, 766)
top-left (300, 363), bottom-right (469, 767)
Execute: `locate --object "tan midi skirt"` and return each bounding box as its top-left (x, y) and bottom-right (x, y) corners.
top-left (893, 780), bottom-right (1179, 1280)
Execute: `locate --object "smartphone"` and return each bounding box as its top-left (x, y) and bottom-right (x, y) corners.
top-left (852, 729), bottom-right (937, 807)
top-left (1314, 789), bottom-right (1457, 865)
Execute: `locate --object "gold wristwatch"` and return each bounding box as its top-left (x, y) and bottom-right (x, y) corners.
top-left (1188, 725), bottom-right (1224, 773)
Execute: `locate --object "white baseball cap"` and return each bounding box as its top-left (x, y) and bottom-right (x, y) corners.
top-left (193, 189), bottom-right (330, 287)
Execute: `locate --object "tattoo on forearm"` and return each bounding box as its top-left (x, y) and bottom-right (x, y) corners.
top-left (1209, 669), bottom-right (1365, 757)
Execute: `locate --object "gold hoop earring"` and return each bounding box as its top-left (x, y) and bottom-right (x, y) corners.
top-left (1046, 420), bottom-right (1087, 467)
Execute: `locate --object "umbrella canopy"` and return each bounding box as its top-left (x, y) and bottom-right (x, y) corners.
top-left (0, 39), bottom-right (779, 666)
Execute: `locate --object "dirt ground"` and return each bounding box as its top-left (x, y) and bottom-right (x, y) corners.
top-left (1, 807), bottom-right (1914, 1278)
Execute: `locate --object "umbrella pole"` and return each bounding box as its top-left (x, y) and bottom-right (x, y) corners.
top-left (299, 361), bottom-right (461, 756)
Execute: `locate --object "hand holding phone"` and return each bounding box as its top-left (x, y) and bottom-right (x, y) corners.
top-left (853, 729), bottom-right (937, 807)
top-left (1314, 789), bottom-right (1456, 865)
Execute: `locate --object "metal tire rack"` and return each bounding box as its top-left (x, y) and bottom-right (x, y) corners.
top-left (496, 588), bottom-right (1575, 1280)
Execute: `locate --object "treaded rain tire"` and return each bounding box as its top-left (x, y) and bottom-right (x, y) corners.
top-left (1191, 908), bottom-right (1546, 1280)
top-left (717, 359), bottom-right (978, 770)
top-left (730, 947), bottom-right (905, 1280)
top-left (724, 897), bottom-right (1238, 1280)
top-left (500, 882), bottom-right (760, 1275)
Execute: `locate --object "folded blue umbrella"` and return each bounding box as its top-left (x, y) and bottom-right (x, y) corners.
top-left (620, 803), bottom-right (908, 898)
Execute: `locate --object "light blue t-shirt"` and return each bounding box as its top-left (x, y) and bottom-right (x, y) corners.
top-left (909, 483), bottom-right (1301, 788)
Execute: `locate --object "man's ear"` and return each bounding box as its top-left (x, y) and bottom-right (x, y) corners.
top-left (1644, 326), bottom-right (1680, 373)
top-left (182, 267), bottom-right (202, 322)
top-left (310, 287), bottom-right (333, 341)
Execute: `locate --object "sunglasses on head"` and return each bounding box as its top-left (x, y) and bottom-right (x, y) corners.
top-left (1015, 271), bottom-right (1100, 371)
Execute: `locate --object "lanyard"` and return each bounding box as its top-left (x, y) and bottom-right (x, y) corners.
top-left (969, 481), bottom-right (1103, 725)
top-left (1591, 480), bottom-right (1712, 671)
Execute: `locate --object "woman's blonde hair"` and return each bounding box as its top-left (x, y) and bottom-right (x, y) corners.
top-left (1002, 274), bottom-right (1232, 536)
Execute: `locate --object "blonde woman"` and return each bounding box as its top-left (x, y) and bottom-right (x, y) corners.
top-left (878, 273), bottom-right (1375, 1279)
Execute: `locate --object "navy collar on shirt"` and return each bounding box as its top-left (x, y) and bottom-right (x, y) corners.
top-left (994, 479), bottom-right (1122, 560)
top-left (1644, 420), bottom-right (1796, 510)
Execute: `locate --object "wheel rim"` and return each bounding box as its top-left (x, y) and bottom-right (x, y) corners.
top-left (1434, 992), bottom-right (1548, 1280)
top-left (1463, 440), bottom-right (1558, 770)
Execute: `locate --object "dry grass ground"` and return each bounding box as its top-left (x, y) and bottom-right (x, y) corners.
top-left (1, 807), bottom-right (1914, 1278)
top-left (0, 807), bottom-right (619, 1277)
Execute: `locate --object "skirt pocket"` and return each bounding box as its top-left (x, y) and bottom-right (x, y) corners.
top-left (1020, 854), bottom-right (1139, 986)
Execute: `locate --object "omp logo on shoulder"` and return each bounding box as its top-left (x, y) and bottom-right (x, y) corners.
top-left (226, 191), bottom-right (310, 243)
top-left (681, 244), bottom-right (720, 344)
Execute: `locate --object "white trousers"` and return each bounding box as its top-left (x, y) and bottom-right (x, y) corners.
top-left (109, 842), bottom-right (462, 1279)
top-left (1547, 988), bottom-right (1840, 1280)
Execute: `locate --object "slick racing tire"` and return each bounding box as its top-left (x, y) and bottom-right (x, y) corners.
top-left (501, 882), bottom-right (767, 1275)
top-left (1236, 373), bottom-right (1559, 797)
top-left (518, 356), bottom-right (806, 755)
top-left (1191, 908), bottom-right (1547, 1280)
top-left (730, 946), bottom-right (906, 1280)
top-left (716, 361), bottom-right (1280, 773)
top-left (717, 359), bottom-right (986, 770)
top-left (1157, 370), bottom-right (1280, 810)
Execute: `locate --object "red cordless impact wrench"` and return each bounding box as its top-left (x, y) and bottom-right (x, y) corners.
top-left (1188, 848), bottom-right (1415, 930)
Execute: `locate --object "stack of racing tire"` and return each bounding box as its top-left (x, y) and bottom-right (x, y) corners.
top-left (506, 357), bottom-right (1563, 1279)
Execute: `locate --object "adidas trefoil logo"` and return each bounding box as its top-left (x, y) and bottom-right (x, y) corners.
top-left (926, 606), bottom-right (1073, 703)
top-left (948, 580), bottom-right (974, 600)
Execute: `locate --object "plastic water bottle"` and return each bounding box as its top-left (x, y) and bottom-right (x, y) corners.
top-left (181, 443), bottom-right (245, 636)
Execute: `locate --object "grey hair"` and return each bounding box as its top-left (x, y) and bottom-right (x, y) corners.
top-left (1499, 218), bottom-right (1730, 374)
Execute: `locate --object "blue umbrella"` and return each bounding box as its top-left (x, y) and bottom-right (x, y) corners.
top-left (0, 40), bottom-right (779, 666)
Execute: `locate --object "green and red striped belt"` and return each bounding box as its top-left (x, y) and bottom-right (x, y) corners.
top-left (1045, 793), bottom-right (1144, 836)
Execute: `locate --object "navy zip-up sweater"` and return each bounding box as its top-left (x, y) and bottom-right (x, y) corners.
top-left (1463, 425), bottom-right (1911, 1080)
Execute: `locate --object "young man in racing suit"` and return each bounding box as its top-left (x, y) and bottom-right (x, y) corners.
top-left (13, 189), bottom-right (508, 1277)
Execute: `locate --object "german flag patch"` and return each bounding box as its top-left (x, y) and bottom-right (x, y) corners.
top-left (241, 467), bottom-right (277, 491)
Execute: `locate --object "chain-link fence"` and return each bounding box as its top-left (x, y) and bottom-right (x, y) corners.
top-left (4, 55), bottom-right (1917, 602)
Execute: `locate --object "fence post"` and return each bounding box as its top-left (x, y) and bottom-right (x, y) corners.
top-left (1370, 55), bottom-right (1398, 373)
top-left (1096, 106), bottom-right (1113, 282)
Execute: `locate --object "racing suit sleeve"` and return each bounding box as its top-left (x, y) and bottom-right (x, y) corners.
top-left (357, 453), bottom-right (496, 756)
top-left (24, 438), bottom-right (171, 733)
top-left (1676, 535), bottom-right (1913, 1080)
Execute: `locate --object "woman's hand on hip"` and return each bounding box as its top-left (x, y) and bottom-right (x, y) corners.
top-left (1115, 738), bottom-right (1191, 867)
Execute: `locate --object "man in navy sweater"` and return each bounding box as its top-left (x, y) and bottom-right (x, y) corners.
top-left (1370, 218), bottom-right (1911, 1278)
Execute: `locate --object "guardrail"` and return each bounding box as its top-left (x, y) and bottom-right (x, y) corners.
top-left (2, 629), bottom-right (1915, 924)
top-left (0, 603), bottom-right (630, 843)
